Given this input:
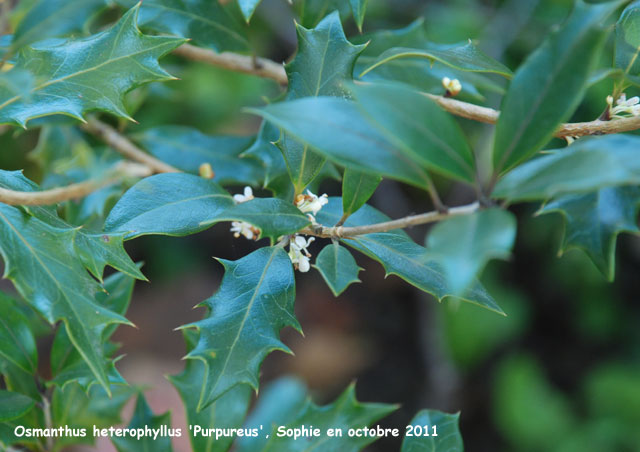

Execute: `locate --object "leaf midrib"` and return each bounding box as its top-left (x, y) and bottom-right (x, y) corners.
top-left (0, 210), bottom-right (107, 386)
top-left (0, 41), bottom-right (173, 112)
top-left (200, 247), bottom-right (279, 407)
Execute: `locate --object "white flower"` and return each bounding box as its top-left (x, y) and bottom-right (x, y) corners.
top-left (295, 189), bottom-right (328, 219)
top-left (442, 77), bottom-right (462, 96)
top-left (230, 221), bottom-right (260, 240)
top-left (233, 186), bottom-right (254, 204)
top-left (288, 235), bottom-right (315, 272)
top-left (609, 93), bottom-right (640, 118)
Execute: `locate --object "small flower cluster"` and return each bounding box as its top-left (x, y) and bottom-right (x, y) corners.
top-left (287, 235), bottom-right (315, 272)
top-left (288, 189), bottom-right (328, 272)
top-left (230, 186), bottom-right (259, 240)
top-left (229, 187), bottom-right (329, 273)
top-left (607, 93), bottom-right (640, 119)
top-left (295, 190), bottom-right (328, 222)
top-left (442, 77), bottom-right (462, 96)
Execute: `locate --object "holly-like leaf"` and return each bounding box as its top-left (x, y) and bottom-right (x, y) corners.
top-left (354, 19), bottom-right (503, 101)
top-left (350, 82), bottom-right (476, 183)
top-left (538, 187), bottom-right (640, 281)
top-left (260, 383), bottom-right (396, 452)
top-left (492, 0), bottom-right (621, 173)
top-left (0, 204), bottom-right (132, 393)
top-left (238, 0), bottom-right (262, 22)
top-left (183, 246), bottom-right (300, 410)
top-left (0, 292), bottom-right (38, 375)
top-left (119, 0), bottom-right (249, 52)
top-left (316, 198), bottom-right (504, 314)
top-left (112, 395), bottom-right (173, 452)
top-left (250, 97), bottom-right (433, 188)
top-left (293, 0), bottom-right (352, 28)
top-left (132, 126), bottom-right (262, 185)
top-left (50, 271), bottom-right (136, 390)
top-left (0, 170), bottom-right (144, 282)
top-left (401, 410), bottom-right (463, 452)
top-left (235, 377), bottom-right (308, 452)
top-left (278, 11), bottom-right (366, 194)
top-left (360, 41), bottom-right (513, 79)
top-left (350, 0), bottom-right (369, 32)
top-left (493, 135), bottom-right (640, 201)
top-left (200, 197), bottom-right (311, 240)
top-left (170, 330), bottom-right (252, 452)
top-left (426, 209), bottom-right (516, 295)
top-left (0, 391), bottom-right (35, 422)
top-left (52, 382), bottom-right (135, 450)
top-left (615, 0), bottom-right (640, 82)
top-left (105, 173), bottom-right (235, 238)
top-left (314, 243), bottom-right (362, 296)
top-left (342, 169), bottom-right (381, 219)
top-left (0, 5), bottom-right (185, 127)
top-left (11, 0), bottom-right (107, 51)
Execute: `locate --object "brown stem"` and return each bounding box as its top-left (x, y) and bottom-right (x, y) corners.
top-left (302, 202), bottom-right (480, 239)
top-left (82, 119), bottom-right (179, 173)
top-left (0, 161), bottom-right (150, 205)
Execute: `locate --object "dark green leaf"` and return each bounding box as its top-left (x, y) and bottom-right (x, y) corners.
top-left (112, 395), bottom-right (173, 452)
top-left (0, 390), bottom-right (35, 422)
top-left (401, 409), bottom-right (463, 452)
top-left (538, 186), bottom-right (640, 280)
top-left (342, 169), bottom-right (381, 219)
top-left (0, 5), bottom-right (185, 127)
top-left (105, 173), bottom-right (235, 238)
top-left (119, 0), bottom-right (249, 52)
top-left (293, 0), bottom-right (352, 28)
top-left (184, 246), bottom-right (300, 409)
top-left (0, 204), bottom-right (131, 393)
top-left (132, 126), bottom-right (262, 185)
top-left (238, 0), bottom-right (262, 22)
top-left (50, 271), bottom-right (136, 390)
top-left (354, 20), bottom-right (504, 101)
top-left (11, 0), bottom-right (107, 51)
top-left (201, 197), bottom-right (311, 240)
top-left (279, 11), bottom-right (366, 194)
top-left (52, 382), bottom-right (135, 449)
top-left (250, 97), bottom-right (433, 188)
top-left (316, 198), bottom-right (504, 314)
top-left (170, 330), bottom-right (252, 452)
top-left (615, 1), bottom-right (640, 79)
top-left (0, 292), bottom-right (38, 374)
top-left (426, 209), bottom-right (516, 294)
top-left (492, 0), bottom-right (620, 173)
top-left (493, 135), bottom-right (640, 201)
top-left (0, 69), bottom-right (34, 100)
top-left (361, 41), bottom-right (513, 79)
top-left (314, 243), bottom-right (362, 296)
top-left (350, 0), bottom-right (369, 31)
top-left (351, 82), bottom-right (476, 182)
top-left (235, 376), bottom-right (308, 452)
top-left (0, 170), bottom-right (144, 282)
top-left (261, 383), bottom-right (396, 452)
top-left (242, 122), bottom-right (289, 191)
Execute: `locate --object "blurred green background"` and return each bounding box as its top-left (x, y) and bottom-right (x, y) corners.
top-left (2, 0), bottom-right (640, 451)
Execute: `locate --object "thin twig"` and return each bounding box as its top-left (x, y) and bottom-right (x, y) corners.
top-left (174, 45), bottom-right (640, 138)
top-left (174, 44), bottom-right (288, 85)
top-left (82, 118), bottom-right (180, 173)
top-left (0, 161), bottom-right (151, 205)
top-left (301, 202), bottom-right (480, 239)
